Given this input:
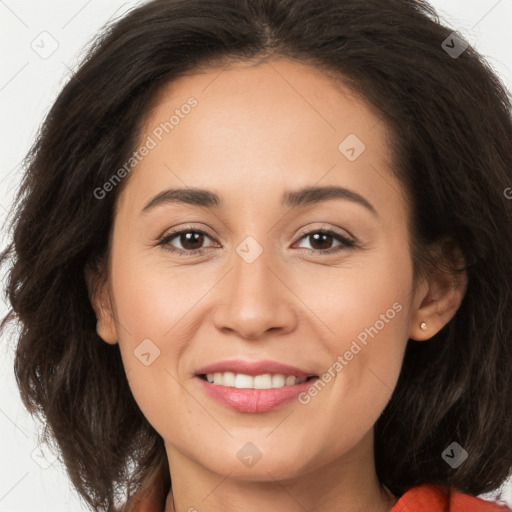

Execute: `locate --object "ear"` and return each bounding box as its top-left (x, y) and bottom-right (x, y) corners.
top-left (409, 238), bottom-right (468, 341)
top-left (84, 258), bottom-right (118, 345)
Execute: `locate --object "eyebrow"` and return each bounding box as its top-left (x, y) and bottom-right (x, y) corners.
top-left (141, 185), bottom-right (378, 217)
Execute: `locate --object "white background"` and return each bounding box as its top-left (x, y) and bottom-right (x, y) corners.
top-left (1, 1), bottom-right (511, 510)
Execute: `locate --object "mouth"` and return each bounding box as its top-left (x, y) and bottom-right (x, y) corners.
top-left (194, 359), bottom-right (320, 412)
top-left (198, 372), bottom-right (318, 389)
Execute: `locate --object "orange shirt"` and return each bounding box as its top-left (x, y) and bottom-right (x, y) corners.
top-left (129, 483), bottom-right (512, 511)
top-left (391, 483), bottom-right (511, 512)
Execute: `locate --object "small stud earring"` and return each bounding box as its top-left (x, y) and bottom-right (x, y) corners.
top-left (420, 321), bottom-right (429, 331)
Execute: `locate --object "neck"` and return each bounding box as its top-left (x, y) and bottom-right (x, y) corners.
top-left (163, 430), bottom-right (397, 512)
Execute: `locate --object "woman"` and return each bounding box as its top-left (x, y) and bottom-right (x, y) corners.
top-left (1, 0), bottom-right (511, 511)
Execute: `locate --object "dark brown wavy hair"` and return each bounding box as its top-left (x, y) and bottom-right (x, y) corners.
top-left (1, 0), bottom-right (512, 510)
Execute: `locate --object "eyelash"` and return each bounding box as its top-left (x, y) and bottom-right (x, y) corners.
top-left (156, 226), bottom-right (357, 256)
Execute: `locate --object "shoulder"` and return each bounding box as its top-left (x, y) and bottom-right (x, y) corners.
top-left (392, 483), bottom-right (512, 512)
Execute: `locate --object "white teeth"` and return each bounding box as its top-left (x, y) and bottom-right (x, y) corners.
top-left (234, 374), bottom-right (253, 389)
top-left (272, 374), bottom-right (285, 388)
top-left (204, 372), bottom-right (309, 388)
top-left (254, 374), bottom-right (272, 389)
top-left (222, 371), bottom-right (235, 387)
top-left (285, 375), bottom-right (296, 386)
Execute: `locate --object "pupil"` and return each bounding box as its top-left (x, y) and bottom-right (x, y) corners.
top-left (310, 233), bottom-right (332, 250)
top-left (181, 232), bottom-right (203, 250)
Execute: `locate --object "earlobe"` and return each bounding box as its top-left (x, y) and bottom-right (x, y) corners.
top-left (95, 300), bottom-right (118, 345)
top-left (84, 261), bottom-right (118, 345)
top-left (409, 240), bottom-right (468, 341)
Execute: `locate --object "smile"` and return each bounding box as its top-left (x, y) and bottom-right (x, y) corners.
top-left (200, 372), bottom-right (315, 389)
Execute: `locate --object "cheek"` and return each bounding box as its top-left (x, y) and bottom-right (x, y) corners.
top-left (110, 243), bottom-right (212, 345)
top-left (108, 247), bottom-right (224, 427)
top-left (311, 251), bottom-right (412, 419)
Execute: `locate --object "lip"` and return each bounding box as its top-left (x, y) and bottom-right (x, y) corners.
top-left (194, 359), bottom-right (319, 413)
top-left (195, 359), bottom-right (316, 378)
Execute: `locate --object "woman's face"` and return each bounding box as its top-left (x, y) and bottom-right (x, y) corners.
top-left (96, 58), bottom-right (428, 481)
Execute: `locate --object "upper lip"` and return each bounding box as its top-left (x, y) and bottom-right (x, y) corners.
top-left (195, 359), bottom-right (317, 378)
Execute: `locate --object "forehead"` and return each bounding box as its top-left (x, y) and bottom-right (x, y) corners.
top-left (144, 58), bottom-right (386, 146)
top-left (117, 58), bottom-right (404, 218)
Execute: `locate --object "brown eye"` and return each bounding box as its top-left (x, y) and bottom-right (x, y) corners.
top-left (307, 232), bottom-right (336, 251)
top-left (295, 229), bottom-right (356, 254)
top-left (176, 231), bottom-right (206, 251)
top-left (159, 229), bottom-right (214, 254)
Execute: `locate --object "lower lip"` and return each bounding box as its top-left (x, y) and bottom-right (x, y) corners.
top-left (196, 376), bottom-right (319, 413)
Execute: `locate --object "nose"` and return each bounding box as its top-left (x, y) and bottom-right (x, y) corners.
top-left (212, 248), bottom-right (297, 340)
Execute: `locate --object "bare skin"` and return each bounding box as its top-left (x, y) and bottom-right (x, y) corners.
top-left (87, 58), bottom-right (467, 512)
